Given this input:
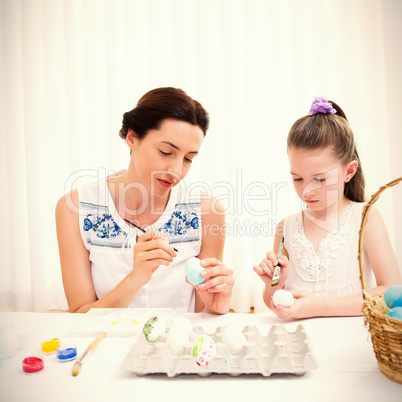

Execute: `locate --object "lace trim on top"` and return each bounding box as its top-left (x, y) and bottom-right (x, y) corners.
top-left (291, 202), bottom-right (355, 292)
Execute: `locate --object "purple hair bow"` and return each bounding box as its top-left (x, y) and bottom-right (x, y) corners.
top-left (308, 97), bottom-right (337, 115)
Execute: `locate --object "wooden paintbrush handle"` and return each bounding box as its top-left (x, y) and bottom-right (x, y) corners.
top-left (87, 332), bottom-right (106, 352)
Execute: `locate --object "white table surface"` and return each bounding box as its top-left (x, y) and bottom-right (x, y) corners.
top-left (0, 310), bottom-right (401, 402)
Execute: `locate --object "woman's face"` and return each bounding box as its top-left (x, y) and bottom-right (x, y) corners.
top-left (288, 147), bottom-right (351, 214)
top-left (128, 119), bottom-right (204, 197)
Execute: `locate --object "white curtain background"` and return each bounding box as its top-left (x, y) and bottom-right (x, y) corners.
top-left (1, 0), bottom-right (401, 312)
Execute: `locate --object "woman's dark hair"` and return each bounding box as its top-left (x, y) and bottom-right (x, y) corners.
top-left (119, 87), bottom-right (209, 141)
top-left (287, 101), bottom-right (366, 202)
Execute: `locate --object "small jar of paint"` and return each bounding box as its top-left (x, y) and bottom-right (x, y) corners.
top-left (41, 338), bottom-right (61, 354)
top-left (22, 356), bottom-right (44, 373)
top-left (56, 345), bottom-right (77, 362)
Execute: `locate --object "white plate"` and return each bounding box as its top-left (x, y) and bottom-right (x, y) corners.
top-left (70, 308), bottom-right (187, 336)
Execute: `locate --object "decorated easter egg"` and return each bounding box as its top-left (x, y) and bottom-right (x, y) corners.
top-left (185, 257), bottom-right (206, 285)
top-left (272, 289), bottom-right (295, 307)
top-left (166, 324), bottom-right (190, 355)
top-left (387, 307), bottom-right (402, 321)
top-left (384, 285), bottom-right (402, 309)
top-left (220, 326), bottom-right (247, 354)
top-left (143, 316), bottom-right (167, 343)
top-left (192, 334), bottom-right (217, 366)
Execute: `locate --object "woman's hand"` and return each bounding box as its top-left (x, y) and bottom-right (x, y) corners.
top-left (131, 229), bottom-right (177, 286)
top-left (269, 290), bottom-right (324, 319)
top-left (188, 258), bottom-right (234, 314)
top-left (253, 252), bottom-right (290, 286)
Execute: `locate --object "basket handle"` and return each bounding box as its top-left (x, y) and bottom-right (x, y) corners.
top-left (358, 177), bottom-right (402, 299)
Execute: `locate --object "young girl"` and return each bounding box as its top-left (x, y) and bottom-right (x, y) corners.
top-left (56, 87), bottom-right (234, 314)
top-left (254, 97), bottom-right (401, 319)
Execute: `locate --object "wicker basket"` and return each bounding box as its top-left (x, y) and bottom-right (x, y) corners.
top-left (358, 177), bottom-right (402, 384)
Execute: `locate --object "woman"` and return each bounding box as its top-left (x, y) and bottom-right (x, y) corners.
top-left (56, 87), bottom-right (234, 314)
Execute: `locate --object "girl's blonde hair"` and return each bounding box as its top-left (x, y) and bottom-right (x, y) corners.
top-left (287, 101), bottom-right (366, 202)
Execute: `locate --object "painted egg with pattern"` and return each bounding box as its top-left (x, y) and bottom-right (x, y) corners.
top-left (192, 334), bottom-right (217, 366)
top-left (143, 316), bottom-right (167, 343)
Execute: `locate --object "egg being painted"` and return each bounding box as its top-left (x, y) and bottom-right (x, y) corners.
top-left (192, 334), bottom-right (217, 366)
top-left (384, 285), bottom-right (402, 309)
top-left (185, 257), bottom-right (206, 285)
top-left (143, 316), bottom-right (167, 343)
top-left (272, 289), bottom-right (295, 307)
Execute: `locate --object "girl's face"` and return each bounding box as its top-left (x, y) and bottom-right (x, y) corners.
top-left (127, 119), bottom-right (204, 197)
top-left (288, 147), bottom-right (357, 213)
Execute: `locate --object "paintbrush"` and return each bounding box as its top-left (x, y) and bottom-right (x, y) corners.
top-left (271, 237), bottom-right (285, 287)
top-left (123, 218), bottom-right (179, 253)
top-left (72, 332), bottom-right (106, 376)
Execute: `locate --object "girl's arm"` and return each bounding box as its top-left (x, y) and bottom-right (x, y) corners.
top-left (363, 206), bottom-right (401, 290)
top-left (272, 206), bottom-right (402, 319)
top-left (56, 190), bottom-right (175, 313)
top-left (322, 206), bottom-right (401, 316)
top-left (254, 220), bottom-right (290, 309)
top-left (193, 194), bottom-right (234, 314)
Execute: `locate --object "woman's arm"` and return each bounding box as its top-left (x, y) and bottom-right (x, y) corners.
top-left (193, 194), bottom-right (234, 314)
top-left (56, 190), bottom-right (175, 313)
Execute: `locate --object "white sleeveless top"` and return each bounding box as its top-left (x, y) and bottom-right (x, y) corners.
top-left (283, 202), bottom-right (376, 298)
top-left (77, 171), bottom-right (202, 312)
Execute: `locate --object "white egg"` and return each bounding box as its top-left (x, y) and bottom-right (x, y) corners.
top-left (166, 324), bottom-right (190, 355)
top-left (143, 315), bottom-right (167, 342)
top-left (172, 317), bottom-right (193, 336)
top-left (272, 289), bottom-right (295, 307)
top-left (220, 326), bottom-right (247, 354)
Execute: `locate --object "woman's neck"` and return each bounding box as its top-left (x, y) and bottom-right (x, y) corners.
top-left (108, 172), bottom-right (170, 227)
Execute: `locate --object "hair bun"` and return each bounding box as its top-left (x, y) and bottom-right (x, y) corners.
top-left (308, 96), bottom-right (337, 115)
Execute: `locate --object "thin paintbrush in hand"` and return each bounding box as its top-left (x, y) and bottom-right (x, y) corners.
top-left (123, 218), bottom-right (179, 253)
top-left (72, 332), bottom-right (106, 376)
top-left (271, 237), bottom-right (285, 287)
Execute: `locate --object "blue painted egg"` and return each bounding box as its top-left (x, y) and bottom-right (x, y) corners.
top-left (185, 257), bottom-right (206, 285)
top-left (387, 307), bottom-right (402, 321)
top-left (383, 285), bottom-right (402, 309)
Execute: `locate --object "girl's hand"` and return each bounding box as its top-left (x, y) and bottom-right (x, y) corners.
top-left (188, 258), bottom-right (234, 314)
top-left (269, 290), bottom-right (324, 319)
top-left (131, 229), bottom-right (177, 286)
top-left (253, 252), bottom-right (290, 286)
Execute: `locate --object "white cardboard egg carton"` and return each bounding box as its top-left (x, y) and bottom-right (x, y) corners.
top-left (121, 324), bottom-right (318, 377)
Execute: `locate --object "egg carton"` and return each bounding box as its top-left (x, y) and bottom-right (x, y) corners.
top-left (121, 324), bottom-right (318, 377)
